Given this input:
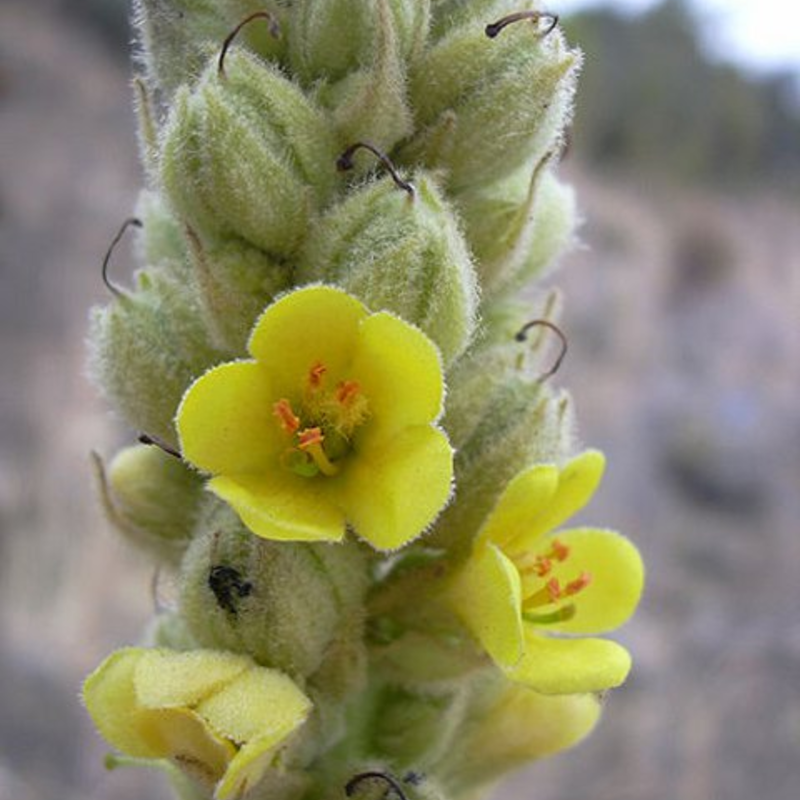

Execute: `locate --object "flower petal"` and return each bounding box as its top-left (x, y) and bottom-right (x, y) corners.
top-left (217, 734), bottom-right (286, 800)
top-left (543, 527), bottom-right (645, 635)
top-left (196, 666), bottom-right (311, 745)
top-left (134, 649), bottom-right (250, 710)
top-left (342, 425), bottom-right (453, 550)
top-left (146, 707), bottom-right (234, 784)
top-left (350, 311), bottom-right (444, 442)
top-left (478, 464), bottom-right (560, 549)
top-left (507, 631), bottom-right (632, 694)
top-left (203, 668), bottom-right (311, 799)
top-left (83, 648), bottom-right (163, 758)
top-left (506, 450), bottom-right (606, 552)
top-left (177, 361), bottom-right (279, 475)
top-left (447, 543), bottom-right (524, 668)
top-left (248, 286), bottom-right (367, 398)
top-left (209, 473), bottom-right (345, 542)
top-left (461, 686), bottom-right (601, 768)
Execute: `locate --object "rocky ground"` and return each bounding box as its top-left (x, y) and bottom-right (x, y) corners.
top-left (1, 3), bottom-right (798, 800)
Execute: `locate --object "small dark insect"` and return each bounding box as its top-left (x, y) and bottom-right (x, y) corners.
top-left (208, 565), bottom-right (253, 615)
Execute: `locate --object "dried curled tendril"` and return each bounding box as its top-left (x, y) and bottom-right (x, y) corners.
top-left (485, 11), bottom-right (559, 39)
top-left (515, 319), bottom-right (568, 381)
top-left (218, 11), bottom-right (280, 77)
top-left (337, 142), bottom-right (415, 198)
top-left (101, 217), bottom-right (142, 297)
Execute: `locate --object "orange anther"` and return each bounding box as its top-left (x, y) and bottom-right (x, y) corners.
top-left (335, 380), bottom-right (361, 406)
top-left (308, 361), bottom-right (327, 389)
top-left (546, 578), bottom-right (562, 602)
top-left (534, 556), bottom-right (552, 577)
top-left (273, 399), bottom-right (300, 434)
top-left (297, 427), bottom-right (324, 450)
top-left (564, 571), bottom-right (592, 597)
top-left (550, 539), bottom-right (570, 561)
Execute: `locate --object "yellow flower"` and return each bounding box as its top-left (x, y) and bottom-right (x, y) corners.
top-left (446, 450), bottom-right (644, 694)
top-left (177, 286), bottom-right (453, 551)
top-left (83, 648), bottom-right (312, 799)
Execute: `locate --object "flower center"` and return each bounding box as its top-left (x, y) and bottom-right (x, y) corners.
top-left (512, 539), bottom-right (592, 625)
top-left (272, 361), bottom-right (370, 478)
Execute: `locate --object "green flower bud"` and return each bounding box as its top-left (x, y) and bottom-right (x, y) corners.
top-left (370, 684), bottom-right (468, 771)
top-left (134, 192), bottom-right (189, 275)
top-left (455, 157), bottom-right (578, 297)
top-left (88, 270), bottom-right (223, 447)
top-left (308, 0), bottom-right (420, 157)
top-left (161, 50), bottom-right (339, 258)
top-left (402, 12), bottom-right (580, 190)
top-left (184, 229), bottom-right (290, 354)
top-left (136, 0), bottom-right (288, 97)
top-left (179, 503), bottom-right (370, 682)
top-left (297, 172), bottom-right (478, 364)
top-left (288, 0), bottom-right (429, 84)
top-left (93, 445), bottom-right (203, 564)
top-left (431, 331), bottom-right (575, 553)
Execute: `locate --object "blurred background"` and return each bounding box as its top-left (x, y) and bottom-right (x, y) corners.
top-left (0, 1), bottom-right (798, 799)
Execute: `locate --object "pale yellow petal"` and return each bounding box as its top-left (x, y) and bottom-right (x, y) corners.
top-left (349, 311), bottom-right (444, 442)
top-left (447, 543), bottom-right (524, 668)
top-left (507, 631), bottom-right (632, 694)
top-left (177, 361), bottom-right (280, 476)
top-left (248, 286), bottom-right (367, 398)
top-left (209, 473), bottom-right (345, 542)
top-left (542, 528), bottom-right (645, 635)
top-left (342, 425), bottom-right (453, 550)
top-left (506, 450), bottom-right (606, 553)
top-left (134, 649), bottom-right (250, 710)
top-left (478, 464), bottom-right (560, 549)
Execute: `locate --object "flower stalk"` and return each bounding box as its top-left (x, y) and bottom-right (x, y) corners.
top-left (83, 3), bottom-right (643, 799)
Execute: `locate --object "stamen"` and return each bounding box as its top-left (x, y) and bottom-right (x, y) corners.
top-left (273, 399), bottom-right (300, 434)
top-left (514, 318), bottom-right (568, 382)
top-left (549, 539), bottom-right (570, 562)
top-left (485, 11), bottom-right (559, 39)
top-left (564, 571), bottom-right (592, 597)
top-left (534, 556), bottom-right (552, 577)
top-left (523, 577), bottom-right (562, 609)
top-left (298, 428), bottom-right (339, 476)
top-left (218, 11), bottom-right (281, 78)
top-left (337, 141), bottom-right (415, 198)
top-left (102, 217), bottom-right (142, 298)
top-left (308, 362), bottom-right (327, 390)
top-left (335, 380), bottom-right (361, 406)
top-left (297, 427), bottom-right (324, 449)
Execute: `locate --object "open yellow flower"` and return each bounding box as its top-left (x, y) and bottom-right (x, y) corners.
top-left (446, 450), bottom-right (644, 694)
top-left (176, 285), bottom-right (453, 550)
top-left (83, 648), bottom-right (312, 799)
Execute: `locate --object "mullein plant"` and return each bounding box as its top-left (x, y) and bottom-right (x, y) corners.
top-left (84, 2), bottom-right (644, 800)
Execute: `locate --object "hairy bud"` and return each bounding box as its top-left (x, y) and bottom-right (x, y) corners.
top-left (298, 172), bottom-right (478, 364)
top-left (402, 11), bottom-right (580, 190)
top-left (161, 51), bottom-right (339, 258)
top-left (88, 270), bottom-right (223, 447)
top-left (179, 503), bottom-right (370, 683)
top-left (95, 445), bottom-right (202, 564)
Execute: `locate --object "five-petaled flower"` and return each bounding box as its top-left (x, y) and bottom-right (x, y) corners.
top-left (446, 450), bottom-right (644, 694)
top-left (177, 285), bottom-right (453, 550)
top-left (82, 648), bottom-right (311, 799)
